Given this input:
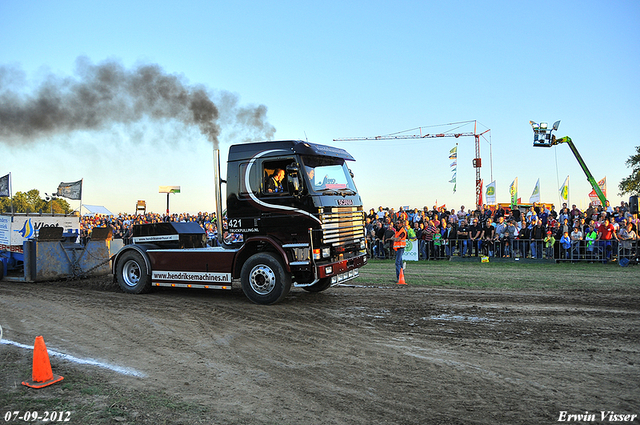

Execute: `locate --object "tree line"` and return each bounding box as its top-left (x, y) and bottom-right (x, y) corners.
top-left (0, 189), bottom-right (73, 214)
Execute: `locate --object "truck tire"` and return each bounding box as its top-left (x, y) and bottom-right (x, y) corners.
top-left (302, 277), bottom-right (332, 293)
top-left (241, 252), bottom-right (291, 305)
top-left (116, 251), bottom-right (152, 294)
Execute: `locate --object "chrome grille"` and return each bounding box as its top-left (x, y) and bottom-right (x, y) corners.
top-left (320, 207), bottom-right (365, 246)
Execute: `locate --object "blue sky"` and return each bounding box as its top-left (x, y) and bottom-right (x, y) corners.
top-left (1, 0), bottom-right (639, 214)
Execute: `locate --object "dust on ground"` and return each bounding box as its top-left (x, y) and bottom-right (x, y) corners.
top-left (1, 276), bottom-right (639, 424)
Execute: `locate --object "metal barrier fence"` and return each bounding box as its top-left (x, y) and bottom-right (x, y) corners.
top-left (367, 238), bottom-right (639, 264)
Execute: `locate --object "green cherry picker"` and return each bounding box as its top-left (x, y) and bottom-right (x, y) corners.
top-left (530, 120), bottom-right (607, 206)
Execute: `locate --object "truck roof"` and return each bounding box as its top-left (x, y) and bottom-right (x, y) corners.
top-left (228, 140), bottom-right (355, 162)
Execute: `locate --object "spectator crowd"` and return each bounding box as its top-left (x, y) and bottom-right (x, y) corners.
top-left (364, 201), bottom-right (638, 263)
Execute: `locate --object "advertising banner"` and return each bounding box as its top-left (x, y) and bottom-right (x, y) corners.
top-left (0, 215), bottom-right (80, 253)
top-left (588, 177), bottom-right (606, 205)
top-left (402, 238), bottom-right (419, 262)
top-left (486, 181), bottom-right (496, 205)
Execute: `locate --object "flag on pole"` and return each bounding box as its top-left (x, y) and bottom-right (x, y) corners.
top-left (56, 179), bottom-right (83, 200)
top-left (529, 178), bottom-right (541, 203)
top-left (0, 173), bottom-right (9, 197)
top-left (588, 177), bottom-right (606, 205)
top-left (560, 175), bottom-right (569, 202)
top-left (449, 144), bottom-right (458, 193)
top-left (509, 178), bottom-right (518, 206)
top-left (485, 181), bottom-right (496, 205)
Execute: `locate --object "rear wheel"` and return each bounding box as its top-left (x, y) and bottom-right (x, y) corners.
top-left (302, 277), bottom-right (332, 293)
top-left (116, 251), bottom-right (151, 294)
top-left (241, 253), bottom-right (291, 304)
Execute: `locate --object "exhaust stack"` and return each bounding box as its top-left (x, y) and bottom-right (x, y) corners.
top-left (213, 149), bottom-right (225, 245)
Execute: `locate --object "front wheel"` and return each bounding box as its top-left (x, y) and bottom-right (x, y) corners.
top-left (302, 277), bottom-right (332, 293)
top-left (241, 253), bottom-right (291, 304)
top-left (115, 251), bottom-right (152, 294)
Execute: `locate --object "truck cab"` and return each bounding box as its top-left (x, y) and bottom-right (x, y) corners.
top-left (226, 140), bottom-right (366, 292)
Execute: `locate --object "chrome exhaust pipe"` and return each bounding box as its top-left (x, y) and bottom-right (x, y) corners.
top-left (213, 149), bottom-right (224, 245)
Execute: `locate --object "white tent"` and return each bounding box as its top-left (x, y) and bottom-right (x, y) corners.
top-left (81, 204), bottom-right (114, 217)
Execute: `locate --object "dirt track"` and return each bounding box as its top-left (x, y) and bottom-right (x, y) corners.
top-left (1, 278), bottom-right (639, 424)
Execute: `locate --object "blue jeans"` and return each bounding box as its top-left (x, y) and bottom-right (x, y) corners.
top-left (531, 240), bottom-right (542, 259)
top-left (395, 248), bottom-right (404, 280)
top-left (458, 240), bottom-right (468, 256)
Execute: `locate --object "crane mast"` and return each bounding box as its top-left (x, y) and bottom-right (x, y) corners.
top-left (334, 121), bottom-right (490, 208)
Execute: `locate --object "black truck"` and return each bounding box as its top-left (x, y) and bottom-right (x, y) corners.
top-left (112, 140), bottom-right (367, 304)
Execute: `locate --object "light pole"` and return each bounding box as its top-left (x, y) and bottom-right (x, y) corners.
top-left (159, 186), bottom-right (180, 215)
top-left (45, 193), bottom-right (58, 214)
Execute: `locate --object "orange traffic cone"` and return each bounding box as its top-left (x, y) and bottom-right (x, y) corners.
top-left (397, 268), bottom-right (406, 285)
top-left (22, 336), bottom-right (64, 389)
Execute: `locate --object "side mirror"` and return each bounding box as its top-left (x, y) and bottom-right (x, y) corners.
top-left (286, 164), bottom-right (301, 194)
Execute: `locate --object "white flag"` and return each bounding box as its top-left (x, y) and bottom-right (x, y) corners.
top-left (529, 179), bottom-right (540, 203)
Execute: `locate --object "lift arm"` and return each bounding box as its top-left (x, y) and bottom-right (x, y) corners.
top-left (554, 136), bottom-right (607, 206)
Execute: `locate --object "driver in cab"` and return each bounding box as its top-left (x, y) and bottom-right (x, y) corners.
top-left (267, 168), bottom-right (286, 193)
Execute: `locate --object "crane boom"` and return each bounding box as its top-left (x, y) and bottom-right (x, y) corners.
top-left (555, 136), bottom-right (607, 206)
top-left (334, 131), bottom-right (475, 141)
top-left (334, 123), bottom-right (490, 208)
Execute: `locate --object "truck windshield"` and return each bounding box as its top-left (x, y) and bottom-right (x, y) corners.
top-left (301, 155), bottom-right (357, 195)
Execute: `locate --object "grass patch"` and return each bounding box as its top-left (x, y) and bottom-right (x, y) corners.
top-left (360, 258), bottom-right (640, 291)
top-left (0, 347), bottom-right (214, 425)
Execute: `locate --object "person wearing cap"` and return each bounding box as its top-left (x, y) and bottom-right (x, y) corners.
top-left (544, 230), bottom-right (556, 259)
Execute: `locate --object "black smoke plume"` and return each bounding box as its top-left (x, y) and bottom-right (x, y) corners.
top-left (0, 56), bottom-right (275, 149)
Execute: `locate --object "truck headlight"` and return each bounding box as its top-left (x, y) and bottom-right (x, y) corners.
top-left (322, 247), bottom-right (330, 258)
